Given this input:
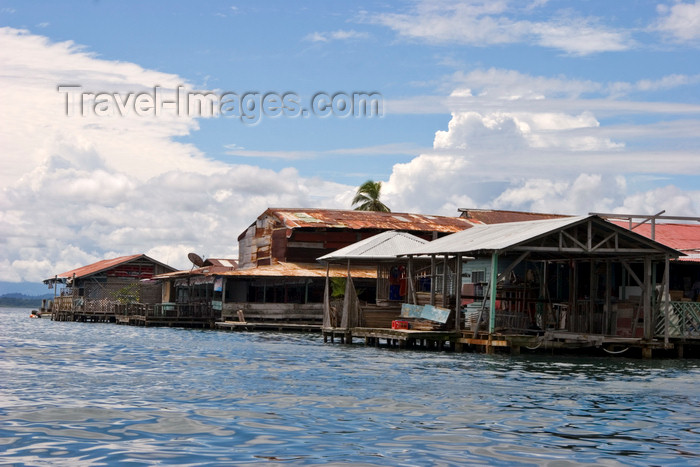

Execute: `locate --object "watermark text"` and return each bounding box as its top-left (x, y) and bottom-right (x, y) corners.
top-left (57, 85), bottom-right (383, 124)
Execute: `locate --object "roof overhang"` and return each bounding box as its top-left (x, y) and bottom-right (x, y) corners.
top-left (401, 215), bottom-right (683, 261)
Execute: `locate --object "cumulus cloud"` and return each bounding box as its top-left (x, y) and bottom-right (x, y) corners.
top-left (383, 64), bottom-right (700, 218)
top-left (655, 1), bottom-right (700, 42)
top-left (0, 28), bottom-right (350, 282)
top-left (372, 0), bottom-right (631, 55)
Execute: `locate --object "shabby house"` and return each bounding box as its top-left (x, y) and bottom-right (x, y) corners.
top-left (156, 208), bottom-right (477, 329)
top-left (319, 214), bottom-right (697, 357)
top-left (44, 254), bottom-right (176, 322)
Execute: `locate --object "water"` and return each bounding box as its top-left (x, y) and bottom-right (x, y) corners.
top-left (1, 307), bottom-right (699, 466)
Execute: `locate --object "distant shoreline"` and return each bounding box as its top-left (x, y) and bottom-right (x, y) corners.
top-left (0, 296), bottom-right (49, 308)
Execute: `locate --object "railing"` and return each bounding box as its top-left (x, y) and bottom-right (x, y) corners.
top-left (656, 301), bottom-right (700, 338)
top-left (151, 302), bottom-right (217, 319)
top-left (54, 295), bottom-right (76, 312)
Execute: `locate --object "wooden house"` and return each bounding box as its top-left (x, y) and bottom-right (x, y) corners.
top-left (44, 254), bottom-right (176, 322)
top-left (236, 208), bottom-right (475, 268)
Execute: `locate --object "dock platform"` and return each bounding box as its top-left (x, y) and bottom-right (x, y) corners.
top-left (216, 321), bottom-right (321, 332)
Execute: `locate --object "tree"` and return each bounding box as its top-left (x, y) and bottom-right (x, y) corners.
top-left (352, 180), bottom-right (390, 212)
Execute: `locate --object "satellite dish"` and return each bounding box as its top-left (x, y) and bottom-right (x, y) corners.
top-left (188, 252), bottom-right (205, 268)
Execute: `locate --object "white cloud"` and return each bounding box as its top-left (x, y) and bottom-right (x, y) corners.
top-left (383, 64), bottom-right (700, 218)
top-left (372, 0), bottom-right (631, 55)
top-left (304, 29), bottom-right (369, 42)
top-left (656, 1), bottom-right (700, 42)
top-left (616, 185), bottom-right (699, 215)
top-left (0, 28), bottom-right (352, 282)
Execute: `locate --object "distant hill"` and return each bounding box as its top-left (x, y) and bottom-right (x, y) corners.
top-left (0, 293), bottom-right (54, 308)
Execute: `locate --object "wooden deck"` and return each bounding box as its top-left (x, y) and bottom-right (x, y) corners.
top-left (216, 321), bottom-right (321, 332)
top-left (462, 330), bottom-right (675, 358)
top-left (322, 327), bottom-right (461, 350)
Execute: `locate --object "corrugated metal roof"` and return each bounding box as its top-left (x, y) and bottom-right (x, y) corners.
top-left (610, 221), bottom-right (700, 251)
top-left (45, 254), bottom-right (175, 282)
top-left (317, 230), bottom-right (428, 262)
top-left (262, 208), bottom-right (473, 232)
top-left (218, 261), bottom-right (376, 279)
top-left (402, 215), bottom-right (681, 257)
top-left (676, 251), bottom-right (700, 262)
top-left (203, 258), bottom-right (238, 268)
top-left (153, 261), bottom-right (238, 280)
top-left (459, 208), bottom-right (569, 224)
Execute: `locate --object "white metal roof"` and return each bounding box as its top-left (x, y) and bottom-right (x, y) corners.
top-left (317, 230), bottom-right (428, 262)
top-left (402, 215), bottom-right (594, 255)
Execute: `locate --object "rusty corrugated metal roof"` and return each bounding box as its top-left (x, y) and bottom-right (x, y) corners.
top-left (261, 208), bottom-right (473, 232)
top-left (203, 258), bottom-right (238, 268)
top-left (218, 261), bottom-right (377, 279)
top-left (458, 208), bottom-right (570, 224)
top-left (46, 254), bottom-right (175, 282)
top-left (152, 258), bottom-right (238, 280)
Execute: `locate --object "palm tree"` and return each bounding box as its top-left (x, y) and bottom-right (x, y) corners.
top-left (352, 180), bottom-right (391, 212)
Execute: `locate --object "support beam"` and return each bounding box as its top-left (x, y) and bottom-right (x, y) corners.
top-left (663, 255), bottom-right (670, 345)
top-left (430, 255), bottom-right (436, 306)
top-left (621, 261), bottom-right (643, 288)
top-left (489, 253), bottom-right (499, 335)
top-left (497, 251), bottom-right (530, 283)
top-left (589, 260), bottom-right (595, 333)
top-left (643, 256), bottom-right (652, 341)
top-left (442, 255), bottom-right (448, 308)
top-left (454, 253), bottom-right (462, 332)
top-left (605, 261), bottom-right (612, 336)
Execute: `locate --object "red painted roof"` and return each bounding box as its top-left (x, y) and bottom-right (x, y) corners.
top-left (49, 254), bottom-right (174, 281)
top-left (610, 221), bottom-right (700, 253)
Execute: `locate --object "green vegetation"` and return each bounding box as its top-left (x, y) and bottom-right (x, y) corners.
top-left (0, 293), bottom-right (52, 308)
top-left (111, 282), bottom-right (141, 304)
top-left (352, 180), bottom-right (391, 212)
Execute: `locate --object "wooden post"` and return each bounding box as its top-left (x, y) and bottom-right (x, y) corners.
top-left (643, 256), bottom-right (652, 341)
top-left (454, 253), bottom-right (462, 332)
top-left (430, 255), bottom-right (436, 306)
top-left (605, 261), bottom-right (612, 335)
top-left (489, 252), bottom-right (498, 335)
top-left (589, 260), bottom-right (595, 333)
top-left (571, 262), bottom-right (577, 331)
top-left (663, 255), bottom-right (670, 345)
top-left (442, 255), bottom-right (448, 308)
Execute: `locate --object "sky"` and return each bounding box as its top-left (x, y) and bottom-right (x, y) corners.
top-left (1, 0), bottom-right (700, 293)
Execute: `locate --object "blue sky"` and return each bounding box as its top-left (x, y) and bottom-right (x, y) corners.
top-left (1, 0), bottom-right (699, 292)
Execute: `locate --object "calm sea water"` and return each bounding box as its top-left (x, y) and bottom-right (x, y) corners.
top-left (1, 307), bottom-right (699, 466)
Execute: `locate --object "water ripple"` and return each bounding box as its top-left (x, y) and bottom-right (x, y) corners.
top-left (1, 307), bottom-right (699, 465)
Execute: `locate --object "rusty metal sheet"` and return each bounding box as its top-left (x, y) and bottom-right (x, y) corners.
top-left (459, 208), bottom-right (568, 225)
top-left (264, 208), bottom-right (473, 233)
top-left (217, 261), bottom-right (376, 279)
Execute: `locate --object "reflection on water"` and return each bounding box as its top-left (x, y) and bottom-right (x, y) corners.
top-left (1, 307), bottom-right (699, 465)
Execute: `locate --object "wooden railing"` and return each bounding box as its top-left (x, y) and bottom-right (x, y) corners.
top-left (151, 302), bottom-right (217, 319)
top-left (656, 301), bottom-right (700, 338)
